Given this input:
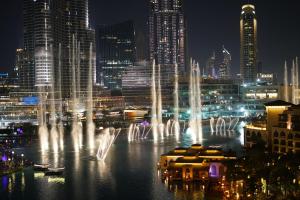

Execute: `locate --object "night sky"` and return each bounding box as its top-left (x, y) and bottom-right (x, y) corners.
top-left (1, 0), bottom-right (300, 82)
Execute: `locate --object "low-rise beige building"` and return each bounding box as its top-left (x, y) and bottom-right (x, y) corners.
top-left (244, 100), bottom-right (300, 154)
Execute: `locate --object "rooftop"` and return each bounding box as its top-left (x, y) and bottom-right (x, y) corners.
top-left (264, 100), bottom-right (294, 107)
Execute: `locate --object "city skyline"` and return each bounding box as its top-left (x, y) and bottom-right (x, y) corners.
top-left (1, 0), bottom-right (300, 81)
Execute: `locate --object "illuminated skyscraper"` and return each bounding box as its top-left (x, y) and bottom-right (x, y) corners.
top-left (33, 0), bottom-right (53, 87)
top-left (149, 0), bottom-right (186, 82)
top-left (219, 46), bottom-right (231, 79)
top-left (240, 4), bottom-right (257, 83)
top-left (62, 0), bottom-right (95, 98)
top-left (22, 0), bottom-right (95, 97)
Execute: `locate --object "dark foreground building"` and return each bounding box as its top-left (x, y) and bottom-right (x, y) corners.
top-left (97, 20), bottom-right (136, 91)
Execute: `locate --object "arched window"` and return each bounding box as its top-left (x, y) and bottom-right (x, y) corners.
top-left (257, 132), bottom-right (262, 138)
top-left (209, 165), bottom-right (217, 177)
top-left (280, 131), bottom-right (286, 137)
top-left (274, 131), bottom-right (279, 137)
top-left (246, 131), bottom-right (250, 136)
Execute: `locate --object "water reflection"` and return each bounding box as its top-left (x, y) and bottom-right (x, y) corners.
top-left (0, 127), bottom-right (244, 200)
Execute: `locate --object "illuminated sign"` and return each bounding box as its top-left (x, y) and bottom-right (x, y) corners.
top-left (22, 96), bottom-right (39, 105)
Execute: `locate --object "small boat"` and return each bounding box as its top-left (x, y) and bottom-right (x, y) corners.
top-left (45, 167), bottom-right (65, 176)
top-left (34, 164), bottom-right (50, 171)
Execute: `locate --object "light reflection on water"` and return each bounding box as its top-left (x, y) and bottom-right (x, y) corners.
top-left (0, 127), bottom-right (244, 200)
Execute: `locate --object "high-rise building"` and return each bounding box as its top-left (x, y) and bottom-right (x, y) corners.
top-left (206, 52), bottom-right (217, 78)
top-left (22, 0), bottom-right (95, 98)
top-left (149, 0), bottom-right (186, 81)
top-left (61, 0), bottom-right (96, 98)
top-left (122, 61), bottom-right (152, 106)
top-left (97, 20), bottom-right (136, 91)
top-left (240, 4), bottom-right (257, 83)
top-left (33, 0), bottom-right (53, 87)
top-left (206, 46), bottom-right (231, 79)
top-left (219, 46), bottom-right (231, 79)
top-left (22, 0), bottom-right (36, 92)
top-left (16, 48), bottom-right (33, 91)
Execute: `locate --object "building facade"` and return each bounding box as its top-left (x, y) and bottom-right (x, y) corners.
top-left (219, 46), bottom-right (231, 79)
top-left (22, 0), bottom-right (95, 98)
top-left (122, 61), bottom-right (152, 107)
top-left (149, 0), bottom-right (186, 81)
top-left (240, 4), bottom-right (257, 83)
top-left (97, 20), bottom-right (136, 91)
top-left (244, 100), bottom-right (300, 154)
top-left (206, 46), bottom-right (231, 79)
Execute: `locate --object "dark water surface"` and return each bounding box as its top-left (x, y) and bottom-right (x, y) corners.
top-left (0, 127), bottom-right (244, 200)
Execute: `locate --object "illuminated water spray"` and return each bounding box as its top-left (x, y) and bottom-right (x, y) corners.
top-left (188, 61), bottom-right (203, 143)
top-left (173, 63), bottom-right (180, 141)
top-left (97, 128), bottom-right (121, 161)
top-left (86, 43), bottom-right (95, 149)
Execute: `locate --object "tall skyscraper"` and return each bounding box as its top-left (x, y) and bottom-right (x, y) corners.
top-left (33, 0), bottom-right (53, 87)
top-left (149, 0), bottom-right (186, 80)
top-left (22, 0), bottom-right (36, 92)
top-left (22, 0), bottom-right (95, 97)
top-left (97, 20), bottom-right (136, 91)
top-left (206, 46), bottom-right (231, 79)
top-left (219, 46), bottom-right (231, 79)
top-left (62, 0), bottom-right (95, 98)
top-left (240, 4), bottom-right (257, 84)
top-left (206, 52), bottom-right (217, 78)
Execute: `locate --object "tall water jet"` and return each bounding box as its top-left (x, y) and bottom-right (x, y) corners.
top-left (86, 43), bottom-right (95, 149)
top-left (189, 60), bottom-right (196, 142)
top-left (49, 45), bottom-right (59, 153)
top-left (38, 86), bottom-right (49, 152)
top-left (76, 42), bottom-right (81, 99)
top-left (157, 64), bottom-right (164, 139)
top-left (210, 117), bottom-right (215, 134)
top-left (292, 60), bottom-right (296, 104)
top-left (173, 63), bottom-right (180, 140)
top-left (151, 60), bottom-right (158, 142)
top-left (71, 35), bottom-right (80, 152)
top-left (195, 63), bottom-right (203, 142)
top-left (296, 57), bottom-right (299, 104)
top-left (57, 43), bottom-right (64, 150)
top-left (284, 61), bottom-right (289, 102)
top-left (188, 60), bottom-right (203, 143)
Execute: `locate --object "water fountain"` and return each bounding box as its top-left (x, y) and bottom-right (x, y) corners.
top-left (188, 61), bottom-right (203, 143)
top-left (49, 45), bottom-right (59, 154)
top-left (97, 128), bottom-right (121, 160)
top-left (128, 124), bottom-right (141, 142)
top-left (86, 43), bottom-right (95, 150)
top-left (296, 57), bottom-right (299, 104)
top-left (57, 43), bottom-right (64, 151)
top-left (210, 117), bottom-right (239, 136)
top-left (291, 60), bottom-right (296, 104)
top-left (173, 63), bottom-right (180, 141)
top-left (151, 60), bottom-right (158, 142)
top-left (71, 35), bottom-right (82, 152)
top-left (284, 61), bottom-right (289, 102)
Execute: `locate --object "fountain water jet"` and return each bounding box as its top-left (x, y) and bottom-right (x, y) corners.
top-left (71, 35), bottom-right (82, 152)
top-left (49, 45), bottom-right (59, 154)
top-left (97, 128), bottom-right (121, 161)
top-left (151, 60), bottom-right (158, 142)
top-left (284, 61), bottom-right (289, 102)
top-left (173, 63), bottom-right (180, 141)
top-left (157, 64), bottom-right (164, 140)
top-left (86, 43), bottom-right (95, 149)
top-left (188, 61), bottom-right (203, 143)
top-left (57, 43), bottom-right (64, 151)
